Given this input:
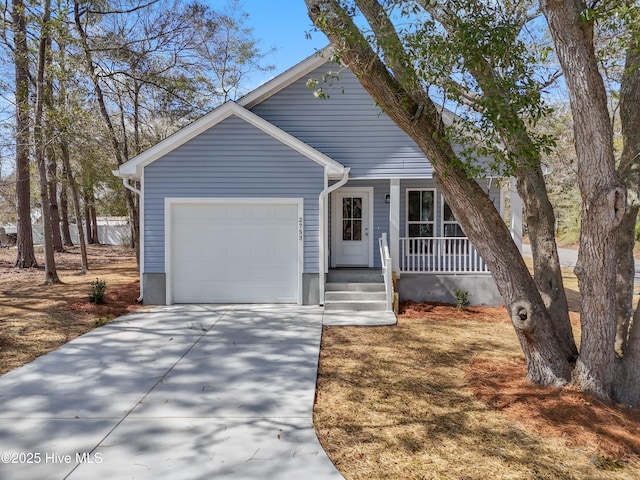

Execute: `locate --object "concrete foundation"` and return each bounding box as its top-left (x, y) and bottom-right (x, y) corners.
top-left (142, 273), bottom-right (167, 305)
top-left (302, 273), bottom-right (320, 305)
top-left (397, 274), bottom-right (502, 306)
top-left (143, 272), bottom-right (320, 305)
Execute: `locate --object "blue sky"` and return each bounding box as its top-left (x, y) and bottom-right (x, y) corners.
top-left (233, 1), bottom-right (329, 87)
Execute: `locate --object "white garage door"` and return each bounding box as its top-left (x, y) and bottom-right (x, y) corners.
top-left (168, 200), bottom-right (301, 303)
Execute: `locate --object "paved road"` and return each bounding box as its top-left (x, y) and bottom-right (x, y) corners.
top-left (522, 244), bottom-right (640, 282)
top-left (0, 305), bottom-right (344, 480)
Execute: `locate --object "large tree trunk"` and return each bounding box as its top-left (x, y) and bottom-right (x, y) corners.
top-left (615, 305), bottom-right (640, 406)
top-left (12, 0), bottom-right (37, 269)
top-left (34, 0), bottom-right (59, 285)
top-left (516, 160), bottom-right (577, 364)
top-left (358, 0), bottom-right (576, 363)
top-left (615, 208), bottom-right (639, 356)
top-left (613, 24), bottom-right (640, 404)
top-left (541, 0), bottom-right (626, 402)
top-left (306, 0), bottom-right (573, 386)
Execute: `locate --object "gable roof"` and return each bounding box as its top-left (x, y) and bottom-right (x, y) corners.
top-left (115, 100), bottom-right (345, 179)
top-left (239, 45), bottom-right (335, 109)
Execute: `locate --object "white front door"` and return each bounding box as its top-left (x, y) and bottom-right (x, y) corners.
top-left (332, 188), bottom-right (373, 267)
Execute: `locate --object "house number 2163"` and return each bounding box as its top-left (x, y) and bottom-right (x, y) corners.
top-left (298, 217), bottom-right (303, 241)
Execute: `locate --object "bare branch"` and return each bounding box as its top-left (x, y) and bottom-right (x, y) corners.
top-left (87, 0), bottom-right (160, 16)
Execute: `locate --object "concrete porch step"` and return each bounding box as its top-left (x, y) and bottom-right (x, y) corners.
top-left (325, 282), bottom-right (385, 292)
top-left (323, 299), bottom-right (388, 312)
top-left (327, 269), bottom-right (383, 283)
top-left (325, 291), bottom-right (386, 302)
top-left (324, 272), bottom-right (390, 313)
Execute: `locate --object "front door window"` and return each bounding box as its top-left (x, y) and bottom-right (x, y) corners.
top-left (342, 197), bottom-right (363, 241)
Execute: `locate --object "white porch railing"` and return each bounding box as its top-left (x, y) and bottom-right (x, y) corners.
top-left (399, 237), bottom-right (489, 273)
top-left (379, 233), bottom-right (394, 312)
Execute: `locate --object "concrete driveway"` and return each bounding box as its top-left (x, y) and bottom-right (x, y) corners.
top-left (0, 305), bottom-right (343, 480)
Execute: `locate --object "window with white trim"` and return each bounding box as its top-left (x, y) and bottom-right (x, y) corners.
top-left (442, 196), bottom-right (466, 237)
top-left (407, 189), bottom-right (435, 237)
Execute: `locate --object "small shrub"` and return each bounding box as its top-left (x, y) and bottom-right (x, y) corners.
top-left (89, 278), bottom-right (107, 304)
top-left (454, 288), bottom-right (470, 310)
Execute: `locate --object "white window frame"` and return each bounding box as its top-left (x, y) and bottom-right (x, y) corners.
top-left (406, 188), bottom-right (436, 238)
top-left (440, 194), bottom-right (466, 238)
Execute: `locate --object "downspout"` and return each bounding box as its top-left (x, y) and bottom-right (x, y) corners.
top-left (121, 176), bottom-right (140, 196)
top-left (114, 171), bottom-right (143, 302)
top-left (318, 167), bottom-right (350, 305)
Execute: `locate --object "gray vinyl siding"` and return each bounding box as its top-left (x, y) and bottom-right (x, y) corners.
top-left (143, 116), bottom-right (325, 273)
top-left (250, 64), bottom-right (432, 179)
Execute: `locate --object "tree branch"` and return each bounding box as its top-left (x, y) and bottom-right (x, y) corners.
top-left (87, 0), bottom-right (160, 16)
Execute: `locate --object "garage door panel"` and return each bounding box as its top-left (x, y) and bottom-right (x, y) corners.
top-left (169, 201), bottom-right (300, 304)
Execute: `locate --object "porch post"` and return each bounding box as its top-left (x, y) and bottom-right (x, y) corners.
top-left (509, 177), bottom-right (523, 253)
top-left (390, 178), bottom-right (400, 276)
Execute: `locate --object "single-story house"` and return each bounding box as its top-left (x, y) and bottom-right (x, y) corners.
top-left (115, 47), bottom-right (520, 309)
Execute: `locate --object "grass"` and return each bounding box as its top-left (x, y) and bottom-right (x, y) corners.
top-left (314, 307), bottom-right (640, 480)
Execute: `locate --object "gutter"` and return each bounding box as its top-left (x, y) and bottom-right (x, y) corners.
top-left (112, 170), bottom-right (144, 302)
top-left (318, 167), bottom-right (350, 305)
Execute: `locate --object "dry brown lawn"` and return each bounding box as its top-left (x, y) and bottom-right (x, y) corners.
top-left (0, 245), bottom-right (144, 374)
top-left (314, 304), bottom-right (640, 480)
top-left (2, 244), bottom-right (640, 479)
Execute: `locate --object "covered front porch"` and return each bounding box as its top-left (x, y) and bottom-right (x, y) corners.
top-left (320, 178), bottom-right (515, 307)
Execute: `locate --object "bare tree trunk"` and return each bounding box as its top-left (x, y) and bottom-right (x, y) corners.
top-left (116, 90), bottom-right (140, 256)
top-left (47, 153), bottom-right (64, 252)
top-left (541, 0), bottom-right (626, 402)
top-left (12, 0), bottom-right (37, 269)
top-left (34, 0), bottom-right (59, 285)
top-left (59, 172), bottom-right (74, 246)
top-left (90, 202), bottom-right (99, 245)
top-left (74, 1), bottom-right (139, 266)
top-left (61, 139), bottom-right (88, 273)
top-left (83, 195), bottom-right (94, 244)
